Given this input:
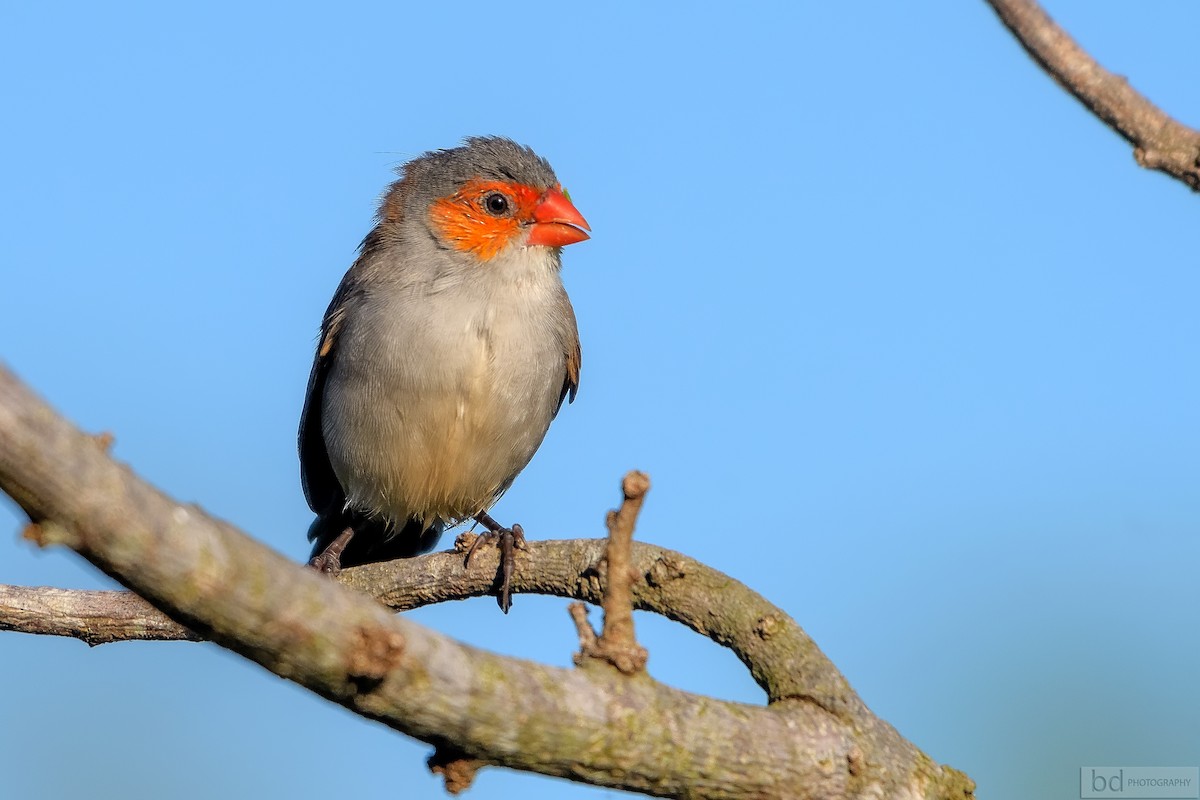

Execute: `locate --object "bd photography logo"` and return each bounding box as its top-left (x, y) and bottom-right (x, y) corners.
top-left (1081, 767), bottom-right (1199, 799)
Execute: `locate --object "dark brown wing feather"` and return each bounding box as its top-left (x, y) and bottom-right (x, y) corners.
top-left (557, 302), bottom-right (581, 413)
top-left (559, 335), bottom-right (581, 409)
top-left (298, 284), bottom-right (352, 516)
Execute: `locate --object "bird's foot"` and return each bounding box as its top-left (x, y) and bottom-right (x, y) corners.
top-left (307, 526), bottom-right (354, 576)
top-left (307, 551), bottom-right (342, 576)
top-left (466, 519), bottom-right (527, 614)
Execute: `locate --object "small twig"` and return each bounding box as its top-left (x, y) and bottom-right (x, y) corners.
top-left (568, 601), bottom-right (599, 661)
top-left (586, 471), bottom-right (650, 675)
top-left (985, 0), bottom-right (1200, 191)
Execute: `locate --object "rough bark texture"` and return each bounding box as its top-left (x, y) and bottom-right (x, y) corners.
top-left (0, 583), bottom-right (199, 644)
top-left (0, 365), bottom-right (975, 798)
top-left (986, 0), bottom-right (1200, 191)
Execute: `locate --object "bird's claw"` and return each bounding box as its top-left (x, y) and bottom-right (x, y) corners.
top-left (307, 552), bottom-right (342, 576)
top-left (307, 525), bottom-right (354, 577)
top-left (465, 523), bottom-right (526, 613)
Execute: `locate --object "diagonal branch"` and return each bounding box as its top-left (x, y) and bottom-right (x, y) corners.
top-left (0, 364), bottom-right (974, 799)
top-left (985, 0), bottom-right (1200, 190)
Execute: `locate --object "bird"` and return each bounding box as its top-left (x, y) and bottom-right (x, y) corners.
top-left (298, 136), bottom-right (589, 612)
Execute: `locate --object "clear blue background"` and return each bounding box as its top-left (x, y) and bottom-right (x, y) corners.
top-left (2, 2), bottom-right (1197, 798)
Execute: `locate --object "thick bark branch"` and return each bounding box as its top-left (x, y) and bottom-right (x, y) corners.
top-left (985, 0), bottom-right (1200, 190)
top-left (0, 364), bottom-right (974, 799)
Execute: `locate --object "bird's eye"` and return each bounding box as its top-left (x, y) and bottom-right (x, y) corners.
top-left (483, 193), bottom-right (510, 216)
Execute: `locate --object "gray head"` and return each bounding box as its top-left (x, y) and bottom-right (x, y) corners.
top-left (365, 137), bottom-right (587, 264)
top-left (402, 137), bottom-right (560, 199)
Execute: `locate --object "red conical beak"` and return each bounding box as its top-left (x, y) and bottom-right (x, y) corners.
top-left (527, 187), bottom-right (590, 247)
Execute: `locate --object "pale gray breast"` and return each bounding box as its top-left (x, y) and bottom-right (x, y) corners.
top-left (320, 255), bottom-right (569, 524)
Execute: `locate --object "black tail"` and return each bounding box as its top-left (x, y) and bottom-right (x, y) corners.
top-left (307, 509), bottom-right (444, 568)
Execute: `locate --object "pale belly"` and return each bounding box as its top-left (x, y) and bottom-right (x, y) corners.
top-left (321, 305), bottom-right (563, 528)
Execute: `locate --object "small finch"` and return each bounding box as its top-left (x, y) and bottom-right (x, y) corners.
top-left (299, 137), bottom-right (589, 612)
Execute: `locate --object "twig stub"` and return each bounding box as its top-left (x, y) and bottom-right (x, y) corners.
top-left (427, 745), bottom-right (485, 795)
top-left (345, 623), bottom-right (406, 694)
top-left (584, 471), bottom-right (650, 675)
top-left (568, 601), bottom-right (601, 666)
top-left (622, 470), bottom-right (650, 501)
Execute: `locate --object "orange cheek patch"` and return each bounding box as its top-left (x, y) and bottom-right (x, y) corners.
top-left (428, 180), bottom-right (541, 262)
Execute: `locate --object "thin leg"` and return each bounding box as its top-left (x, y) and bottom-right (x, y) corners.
top-left (467, 513), bottom-right (526, 614)
top-left (308, 526), bottom-right (355, 576)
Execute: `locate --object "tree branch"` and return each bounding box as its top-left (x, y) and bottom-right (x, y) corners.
top-left (985, 0), bottom-right (1200, 190)
top-left (0, 583), bottom-right (198, 644)
top-left (1, 536), bottom-right (858, 716)
top-left (0, 364), bottom-right (974, 799)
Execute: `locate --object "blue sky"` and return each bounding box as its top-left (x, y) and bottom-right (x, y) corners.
top-left (2, 2), bottom-right (1198, 798)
